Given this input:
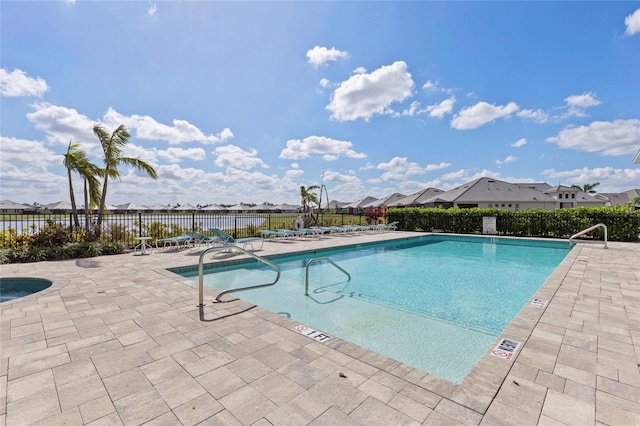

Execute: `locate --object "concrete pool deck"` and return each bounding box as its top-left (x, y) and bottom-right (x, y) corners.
top-left (1, 231), bottom-right (639, 425)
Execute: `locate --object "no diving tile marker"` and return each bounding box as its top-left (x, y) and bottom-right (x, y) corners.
top-left (530, 298), bottom-right (548, 309)
top-left (491, 338), bottom-right (521, 360)
top-left (293, 325), bottom-right (332, 342)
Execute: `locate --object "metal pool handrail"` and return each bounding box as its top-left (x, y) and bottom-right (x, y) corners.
top-left (305, 257), bottom-right (351, 296)
top-left (198, 245), bottom-right (281, 305)
top-left (569, 223), bottom-right (608, 249)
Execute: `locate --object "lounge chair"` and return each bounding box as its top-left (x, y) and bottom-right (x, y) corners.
top-left (208, 228), bottom-right (264, 251)
top-left (158, 233), bottom-right (194, 250)
top-left (260, 230), bottom-right (295, 241)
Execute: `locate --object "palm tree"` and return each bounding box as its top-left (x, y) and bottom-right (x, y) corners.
top-left (300, 185), bottom-right (320, 223)
top-left (63, 141), bottom-right (97, 229)
top-left (571, 182), bottom-right (600, 194)
top-left (93, 124), bottom-right (158, 236)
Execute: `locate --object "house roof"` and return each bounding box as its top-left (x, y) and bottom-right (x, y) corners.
top-left (45, 201), bottom-right (73, 210)
top-left (430, 177), bottom-right (558, 204)
top-left (543, 186), bottom-right (605, 204)
top-left (361, 193), bottom-right (406, 208)
top-left (344, 196), bottom-right (378, 209)
top-left (599, 190), bottom-right (640, 206)
top-left (388, 188), bottom-right (445, 207)
top-left (0, 200), bottom-right (32, 210)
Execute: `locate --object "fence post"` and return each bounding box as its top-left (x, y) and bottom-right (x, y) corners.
top-left (138, 213), bottom-right (143, 237)
top-left (268, 213), bottom-right (271, 230)
top-left (234, 215), bottom-right (238, 238)
top-left (192, 212), bottom-right (195, 232)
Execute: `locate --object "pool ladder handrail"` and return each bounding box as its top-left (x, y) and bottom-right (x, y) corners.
top-left (198, 245), bottom-right (281, 305)
top-left (305, 257), bottom-right (351, 296)
top-left (569, 223), bottom-right (608, 249)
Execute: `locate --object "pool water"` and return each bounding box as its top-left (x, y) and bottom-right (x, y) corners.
top-left (174, 235), bottom-right (570, 383)
top-left (0, 277), bottom-right (52, 303)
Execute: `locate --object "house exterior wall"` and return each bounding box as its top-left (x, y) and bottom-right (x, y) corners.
top-left (464, 202), bottom-right (556, 211)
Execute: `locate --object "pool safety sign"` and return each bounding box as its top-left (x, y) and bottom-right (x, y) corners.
top-left (491, 338), bottom-right (521, 360)
top-left (293, 325), bottom-right (332, 342)
top-left (530, 298), bottom-right (548, 309)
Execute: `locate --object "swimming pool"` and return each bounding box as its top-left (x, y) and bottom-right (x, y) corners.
top-left (173, 234), bottom-right (571, 383)
top-left (0, 277), bottom-right (53, 303)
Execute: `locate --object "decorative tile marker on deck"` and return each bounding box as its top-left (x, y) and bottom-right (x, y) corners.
top-left (293, 324), bottom-right (332, 342)
top-left (530, 298), bottom-right (547, 309)
top-left (491, 338), bottom-right (520, 360)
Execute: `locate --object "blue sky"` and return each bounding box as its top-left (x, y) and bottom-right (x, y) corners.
top-left (1, 1), bottom-right (639, 207)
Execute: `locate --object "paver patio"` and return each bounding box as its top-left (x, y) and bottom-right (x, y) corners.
top-left (1, 232), bottom-right (639, 425)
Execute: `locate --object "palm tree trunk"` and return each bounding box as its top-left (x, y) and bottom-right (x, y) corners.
top-left (67, 169), bottom-right (80, 229)
top-left (83, 177), bottom-right (90, 233)
top-left (95, 168), bottom-right (110, 237)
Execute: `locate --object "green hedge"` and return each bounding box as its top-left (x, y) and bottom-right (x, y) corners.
top-left (388, 206), bottom-right (640, 242)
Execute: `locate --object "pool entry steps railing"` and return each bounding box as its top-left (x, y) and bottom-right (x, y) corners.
top-left (569, 223), bottom-right (608, 249)
top-left (305, 257), bottom-right (351, 296)
top-left (197, 245), bottom-right (281, 305)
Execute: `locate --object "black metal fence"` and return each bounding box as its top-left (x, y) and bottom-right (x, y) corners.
top-left (0, 212), bottom-right (367, 247)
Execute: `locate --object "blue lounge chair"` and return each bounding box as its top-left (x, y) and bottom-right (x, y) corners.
top-left (158, 233), bottom-right (194, 250)
top-left (208, 228), bottom-right (264, 251)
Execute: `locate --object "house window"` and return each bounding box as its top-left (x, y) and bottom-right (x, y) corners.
top-left (571, 193), bottom-right (575, 199)
top-left (515, 204), bottom-right (520, 211)
top-left (508, 204), bottom-right (512, 208)
top-left (558, 194), bottom-right (563, 199)
top-left (488, 204), bottom-right (493, 208)
top-left (501, 204), bottom-right (505, 207)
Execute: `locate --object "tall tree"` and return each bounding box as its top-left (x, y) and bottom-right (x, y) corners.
top-left (63, 141), bottom-right (100, 230)
top-left (93, 124), bottom-right (158, 236)
top-left (571, 182), bottom-right (601, 193)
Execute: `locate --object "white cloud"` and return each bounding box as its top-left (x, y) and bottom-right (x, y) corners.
top-left (442, 169), bottom-right (469, 180)
top-left (321, 170), bottom-right (365, 200)
top-left (511, 138), bottom-right (527, 148)
top-left (0, 68), bottom-right (48, 97)
top-left (402, 101), bottom-right (421, 116)
top-left (285, 169), bottom-right (304, 178)
top-left (541, 166), bottom-right (640, 192)
top-left (26, 102), bottom-right (97, 149)
top-left (147, 2), bottom-right (157, 16)
top-left (319, 78), bottom-right (331, 88)
top-left (103, 107), bottom-right (233, 145)
top-left (546, 119), bottom-right (640, 156)
top-left (625, 8), bottom-right (640, 36)
top-left (425, 162), bottom-right (451, 172)
top-left (559, 92), bottom-right (601, 119)
top-left (495, 155), bottom-right (517, 166)
top-left (156, 147), bottom-right (206, 163)
top-left (214, 145), bottom-right (267, 170)
top-left (352, 67), bottom-right (367, 74)
top-left (450, 101), bottom-right (518, 130)
top-left (0, 136), bottom-right (59, 167)
top-left (26, 103), bottom-right (233, 152)
top-left (377, 157), bottom-right (428, 181)
top-left (517, 109), bottom-right (549, 123)
top-left (326, 61), bottom-right (415, 121)
top-left (306, 46), bottom-right (350, 68)
top-left (279, 135), bottom-right (366, 160)
top-left (422, 80), bottom-right (438, 90)
top-left (426, 96), bottom-right (455, 118)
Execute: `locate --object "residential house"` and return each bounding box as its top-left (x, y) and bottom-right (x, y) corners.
top-left (388, 188), bottom-right (445, 207)
top-left (0, 200), bottom-right (35, 214)
top-left (418, 177), bottom-right (558, 211)
top-left (361, 193), bottom-right (406, 209)
top-left (542, 185), bottom-right (606, 209)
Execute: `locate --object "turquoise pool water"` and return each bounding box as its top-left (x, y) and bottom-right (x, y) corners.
top-left (173, 235), bottom-right (570, 383)
top-left (0, 277), bottom-right (52, 303)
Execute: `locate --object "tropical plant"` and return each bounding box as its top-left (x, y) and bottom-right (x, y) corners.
top-left (300, 184), bottom-right (320, 223)
top-left (571, 182), bottom-right (600, 193)
top-left (93, 124), bottom-right (158, 236)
